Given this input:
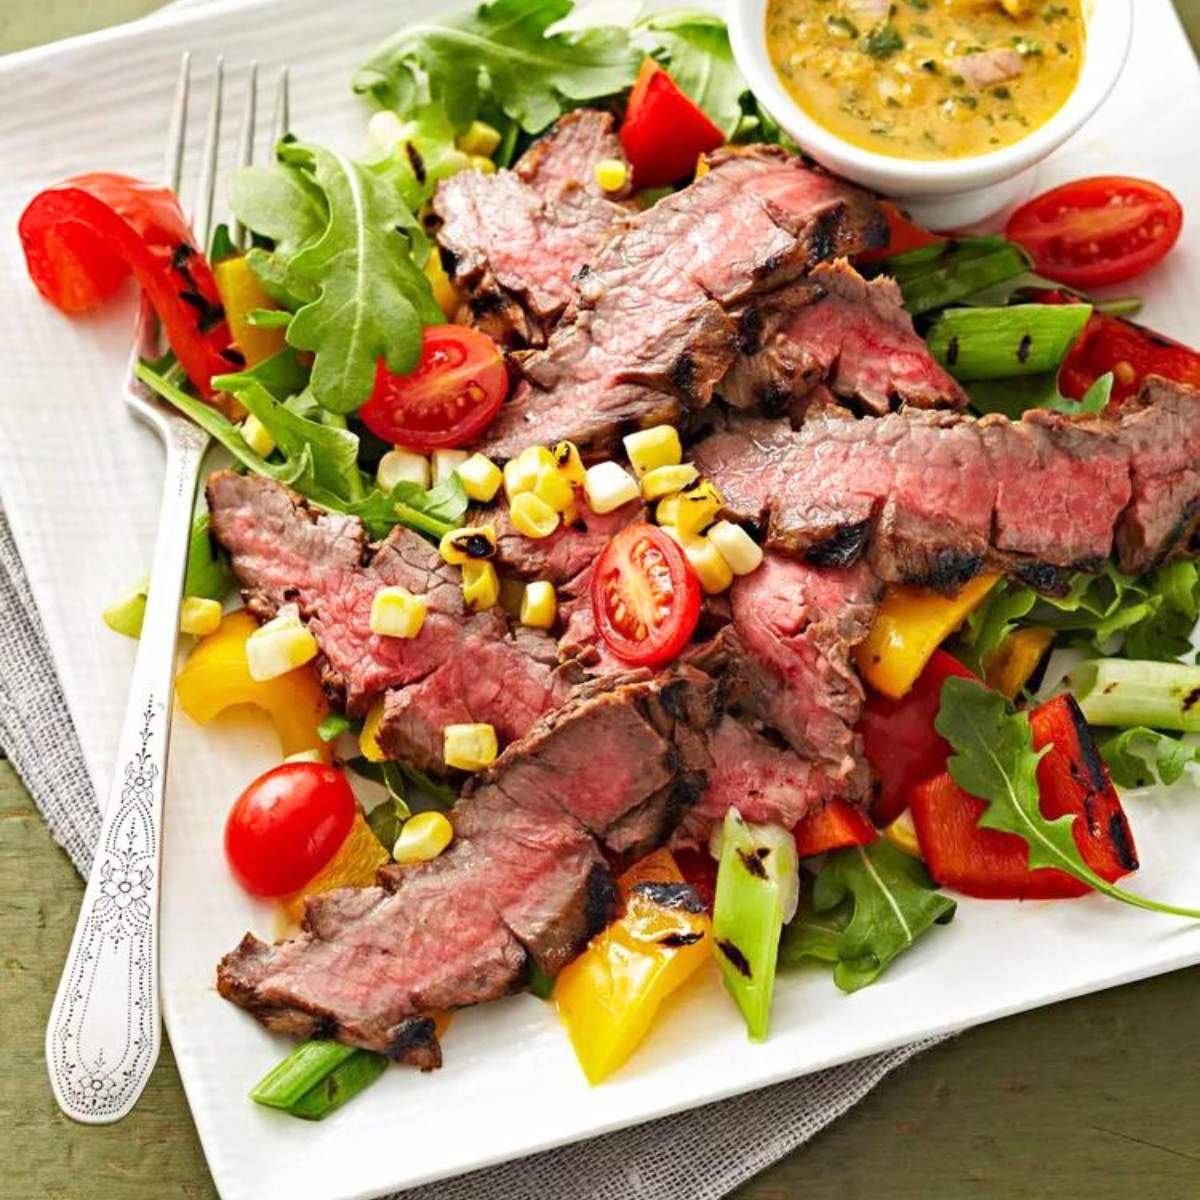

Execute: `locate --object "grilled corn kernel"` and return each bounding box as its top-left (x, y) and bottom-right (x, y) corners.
top-left (179, 596), bottom-right (222, 637)
top-left (377, 447), bottom-right (430, 491)
top-left (552, 440), bottom-right (586, 486)
top-left (457, 453), bottom-right (503, 502)
top-left (443, 722), bottom-right (498, 771)
top-left (504, 445), bottom-right (555, 502)
top-left (656, 492), bottom-right (683, 526)
top-left (594, 157), bottom-right (629, 193)
top-left (457, 119), bottom-right (502, 158)
top-left (534, 463), bottom-right (575, 513)
top-left (707, 520), bottom-right (764, 576)
top-left (432, 448), bottom-right (469, 485)
top-left (462, 560), bottom-right (500, 611)
top-left (370, 586), bottom-right (427, 639)
top-left (510, 492), bottom-right (561, 539)
top-left (663, 528), bottom-right (733, 595)
top-left (562, 500), bottom-right (580, 527)
top-left (694, 154), bottom-right (710, 179)
top-left (675, 479), bottom-right (724, 538)
top-left (246, 604), bottom-right (318, 681)
top-left (641, 463), bottom-right (698, 501)
top-left (393, 810), bottom-right (455, 865)
top-left (284, 749), bottom-right (325, 764)
top-left (520, 580), bottom-right (557, 629)
top-left (470, 154), bottom-right (497, 175)
top-left (241, 413), bottom-right (276, 458)
top-left (439, 525), bottom-right (497, 565)
top-left (584, 461), bottom-right (640, 515)
top-left (623, 425), bottom-right (682, 478)
top-left (884, 809), bottom-right (922, 859)
top-left (359, 699), bottom-right (387, 762)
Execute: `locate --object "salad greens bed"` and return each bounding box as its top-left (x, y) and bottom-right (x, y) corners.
top-left (111, 0), bottom-right (1200, 1100)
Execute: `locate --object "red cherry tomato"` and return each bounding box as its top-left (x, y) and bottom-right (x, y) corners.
top-left (18, 172), bottom-right (232, 397)
top-left (619, 58), bottom-right (725, 188)
top-left (1006, 177), bottom-right (1183, 289)
top-left (591, 523), bottom-right (701, 668)
top-left (224, 762), bottom-right (356, 897)
top-left (359, 324), bottom-right (508, 450)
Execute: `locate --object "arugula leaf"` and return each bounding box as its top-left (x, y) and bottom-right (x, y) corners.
top-left (1122, 560), bottom-right (1200, 662)
top-left (957, 579), bottom-right (1038, 674)
top-left (354, 0), bottom-right (639, 134)
top-left (221, 345), bottom-right (310, 402)
top-left (281, 142), bottom-right (443, 414)
top-left (968, 370), bottom-right (1113, 419)
top-left (936, 677), bottom-right (1200, 918)
top-left (781, 842), bottom-right (955, 992)
top-left (1098, 727), bottom-right (1200, 790)
top-left (229, 157), bottom-right (328, 258)
top-left (635, 10), bottom-right (747, 136)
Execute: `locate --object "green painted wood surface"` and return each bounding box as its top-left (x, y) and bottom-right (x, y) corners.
top-left (2, 4), bottom-right (1200, 1198)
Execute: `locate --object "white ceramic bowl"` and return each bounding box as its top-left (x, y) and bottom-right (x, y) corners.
top-left (728, 0), bottom-right (1134, 228)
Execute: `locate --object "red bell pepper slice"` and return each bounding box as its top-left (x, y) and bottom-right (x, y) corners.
top-left (793, 799), bottom-right (877, 858)
top-left (672, 846), bottom-right (718, 911)
top-left (856, 201), bottom-right (944, 265)
top-left (860, 650), bottom-right (976, 827)
top-left (619, 59), bottom-right (725, 188)
top-left (18, 172), bottom-right (233, 397)
top-left (909, 694), bottom-right (1137, 901)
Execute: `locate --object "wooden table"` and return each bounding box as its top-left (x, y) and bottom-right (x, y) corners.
top-left (3, 5), bottom-right (1200, 1198)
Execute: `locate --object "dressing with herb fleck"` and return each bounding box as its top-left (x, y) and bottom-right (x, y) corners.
top-left (765, 0), bottom-right (1086, 160)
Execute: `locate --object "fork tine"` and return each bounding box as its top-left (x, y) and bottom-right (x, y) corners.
top-left (193, 55), bottom-right (224, 253)
top-left (163, 51), bottom-right (191, 192)
top-left (271, 65), bottom-right (290, 148)
top-left (233, 62), bottom-right (258, 250)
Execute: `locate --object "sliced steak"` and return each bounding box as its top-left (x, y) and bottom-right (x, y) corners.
top-left (432, 110), bottom-right (630, 347)
top-left (697, 379), bottom-right (1200, 592)
top-left (218, 668), bottom-right (723, 1060)
top-left (722, 260), bottom-right (968, 416)
top-left (206, 473), bottom-right (568, 746)
top-left (477, 146), bottom-right (886, 458)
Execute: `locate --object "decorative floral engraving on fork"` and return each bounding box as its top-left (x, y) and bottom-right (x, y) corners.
top-left (48, 696), bottom-right (163, 1117)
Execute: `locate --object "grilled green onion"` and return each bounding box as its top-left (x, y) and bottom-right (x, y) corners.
top-left (880, 236), bottom-right (1030, 315)
top-left (287, 1050), bottom-right (388, 1121)
top-left (250, 1040), bottom-right (358, 1111)
top-left (1068, 659), bottom-right (1200, 734)
top-left (927, 304), bottom-right (1093, 381)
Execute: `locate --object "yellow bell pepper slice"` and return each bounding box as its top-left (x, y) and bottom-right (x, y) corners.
top-left (175, 610), bottom-right (330, 761)
top-left (856, 573), bottom-right (1001, 700)
top-left (213, 254), bottom-right (287, 367)
top-left (282, 811), bottom-right (389, 923)
top-left (423, 251), bottom-right (462, 321)
top-left (358, 698), bottom-right (388, 762)
top-left (984, 626), bottom-right (1055, 699)
top-left (555, 848), bottom-right (711, 1084)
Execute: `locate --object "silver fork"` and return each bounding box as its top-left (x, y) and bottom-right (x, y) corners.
top-left (45, 54), bottom-right (290, 1125)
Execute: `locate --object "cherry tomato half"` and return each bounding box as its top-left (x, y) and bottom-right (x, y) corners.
top-left (224, 761), bottom-right (356, 897)
top-left (359, 323), bottom-right (508, 450)
top-left (1006, 177), bottom-right (1183, 289)
top-left (591, 523), bottom-right (701, 668)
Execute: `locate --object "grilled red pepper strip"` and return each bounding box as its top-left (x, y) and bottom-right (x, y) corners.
top-left (860, 650), bottom-right (977, 827)
top-left (856, 200), bottom-right (944, 265)
top-left (792, 799), bottom-right (877, 858)
top-left (619, 59), bottom-right (724, 188)
top-left (909, 694), bottom-right (1137, 900)
top-left (18, 172), bottom-right (233, 397)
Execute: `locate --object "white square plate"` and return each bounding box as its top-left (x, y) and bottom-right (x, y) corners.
top-left (1, 3), bottom-right (1199, 1198)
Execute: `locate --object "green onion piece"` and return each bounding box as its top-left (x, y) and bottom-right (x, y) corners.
top-left (394, 501), bottom-right (454, 540)
top-left (1093, 296), bottom-right (1143, 318)
top-left (287, 1050), bottom-right (388, 1121)
top-left (1068, 659), bottom-right (1200, 733)
top-left (527, 962), bottom-right (556, 1000)
top-left (927, 304), bottom-right (1093, 381)
top-left (881, 236), bottom-right (1030, 315)
top-left (250, 1040), bottom-right (357, 1110)
top-left (102, 576), bottom-right (149, 638)
top-left (711, 808), bottom-right (798, 1042)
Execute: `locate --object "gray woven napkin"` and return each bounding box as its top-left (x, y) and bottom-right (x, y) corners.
top-left (0, 499), bottom-right (937, 1198)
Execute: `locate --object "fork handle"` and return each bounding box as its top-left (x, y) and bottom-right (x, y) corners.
top-left (45, 431), bottom-right (208, 1123)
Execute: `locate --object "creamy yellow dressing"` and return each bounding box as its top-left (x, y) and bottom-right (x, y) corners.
top-left (766, 0), bottom-right (1086, 160)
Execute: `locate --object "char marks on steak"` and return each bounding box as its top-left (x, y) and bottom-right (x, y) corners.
top-left (206, 473), bottom-right (568, 757)
top-left (432, 110), bottom-right (630, 347)
top-left (722, 260), bottom-right (967, 416)
top-left (477, 146), bottom-right (887, 458)
top-left (695, 378), bottom-right (1200, 591)
top-left (217, 669), bottom-right (722, 1060)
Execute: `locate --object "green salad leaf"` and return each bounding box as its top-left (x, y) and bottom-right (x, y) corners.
top-left (282, 142), bottom-right (442, 413)
top-left (316, 713), bottom-right (357, 743)
top-left (362, 106), bottom-right (473, 212)
top-left (354, 0), bottom-right (639, 134)
top-left (1098, 726), bottom-right (1200, 790)
top-left (968, 369), bottom-right (1113, 419)
top-left (781, 842), bottom-right (955, 992)
top-left (936, 677), bottom-right (1200, 917)
top-left (636, 9), bottom-right (747, 135)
